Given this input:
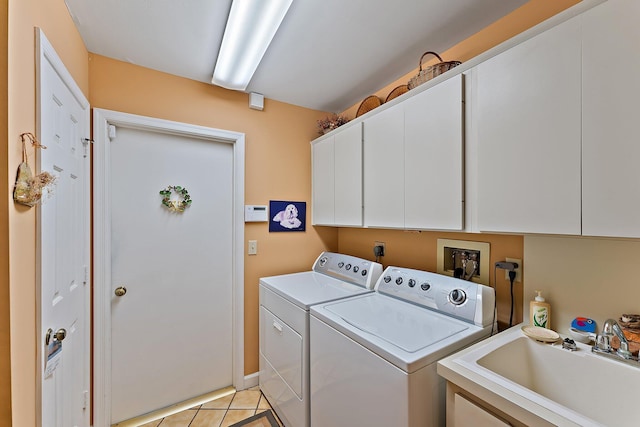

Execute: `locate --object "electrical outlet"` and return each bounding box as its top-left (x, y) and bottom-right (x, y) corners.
top-left (505, 257), bottom-right (522, 282)
top-left (374, 241), bottom-right (385, 257)
top-left (248, 240), bottom-right (258, 255)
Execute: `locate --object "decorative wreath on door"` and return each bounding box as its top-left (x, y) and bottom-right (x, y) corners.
top-left (159, 185), bottom-right (192, 212)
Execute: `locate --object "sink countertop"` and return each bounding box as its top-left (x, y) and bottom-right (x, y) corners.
top-left (437, 324), bottom-right (597, 427)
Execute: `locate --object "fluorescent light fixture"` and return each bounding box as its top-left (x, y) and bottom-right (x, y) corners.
top-left (212, 0), bottom-right (293, 91)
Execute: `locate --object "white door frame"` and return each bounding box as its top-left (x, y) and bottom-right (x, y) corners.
top-left (93, 109), bottom-right (245, 426)
top-left (35, 28), bottom-right (91, 427)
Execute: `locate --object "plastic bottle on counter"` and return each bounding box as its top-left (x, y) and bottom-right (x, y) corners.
top-left (530, 290), bottom-right (551, 329)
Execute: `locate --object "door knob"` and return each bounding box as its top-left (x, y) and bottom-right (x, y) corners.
top-left (45, 328), bottom-right (67, 345)
top-left (114, 286), bottom-right (127, 297)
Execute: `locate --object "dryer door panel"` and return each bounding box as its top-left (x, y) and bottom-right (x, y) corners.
top-left (260, 306), bottom-right (303, 398)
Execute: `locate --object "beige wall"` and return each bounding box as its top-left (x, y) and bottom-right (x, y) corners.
top-left (525, 236), bottom-right (640, 335)
top-left (88, 54), bottom-right (339, 375)
top-left (7, 0), bottom-right (89, 425)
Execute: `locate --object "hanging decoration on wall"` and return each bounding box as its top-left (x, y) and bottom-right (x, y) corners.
top-left (269, 200), bottom-right (306, 232)
top-left (13, 132), bottom-right (56, 207)
top-left (159, 185), bottom-right (192, 212)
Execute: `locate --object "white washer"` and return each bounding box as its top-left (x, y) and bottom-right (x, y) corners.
top-left (259, 252), bottom-right (383, 427)
top-left (310, 266), bottom-right (495, 427)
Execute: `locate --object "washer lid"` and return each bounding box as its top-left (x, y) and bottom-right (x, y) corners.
top-left (259, 271), bottom-right (373, 310)
top-left (312, 292), bottom-right (489, 372)
top-left (324, 294), bottom-right (468, 353)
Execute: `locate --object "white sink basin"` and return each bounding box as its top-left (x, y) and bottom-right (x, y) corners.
top-left (439, 325), bottom-right (640, 427)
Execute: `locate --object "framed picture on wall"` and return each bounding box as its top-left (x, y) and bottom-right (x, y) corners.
top-left (269, 200), bottom-right (306, 232)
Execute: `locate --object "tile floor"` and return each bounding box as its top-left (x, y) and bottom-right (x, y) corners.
top-left (139, 388), bottom-right (282, 427)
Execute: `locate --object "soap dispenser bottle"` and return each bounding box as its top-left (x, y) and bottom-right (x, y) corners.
top-left (530, 290), bottom-right (551, 329)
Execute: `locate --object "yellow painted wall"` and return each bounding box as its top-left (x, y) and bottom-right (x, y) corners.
top-left (0, 0), bottom-right (8, 424)
top-left (2, 0), bottom-right (588, 423)
top-left (7, 0), bottom-right (89, 425)
top-left (88, 54), bottom-right (339, 375)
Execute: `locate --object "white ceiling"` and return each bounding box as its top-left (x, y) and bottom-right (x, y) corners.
top-left (64, 0), bottom-right (528, 112)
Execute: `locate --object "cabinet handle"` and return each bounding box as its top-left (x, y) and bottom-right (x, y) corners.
top-left (272, 321), bottom-right (283, 334)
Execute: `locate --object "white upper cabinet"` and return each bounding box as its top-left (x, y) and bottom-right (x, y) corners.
top-left (582, 0), bottom-right (640, 237)
top-left (404, 74), bottom-right (464, 230)
top-left (311, 123), bottom-right (363, 226)
top-left (311, 135), bottom-right (335, 225)
top-left (363, 104), bottom-right (405, 228)
top-left (363, 75), bottom-right (464, 230)
top-left (475, 16), bottom-right (582, 235)
top-left (334, 124), bottom-right (363, 226)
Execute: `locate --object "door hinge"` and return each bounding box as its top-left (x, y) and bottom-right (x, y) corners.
top-left (82, 138), bottom-right (93, 158)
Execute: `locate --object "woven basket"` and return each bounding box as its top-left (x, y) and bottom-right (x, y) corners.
top-left (407, 51), bottom-right (461, 90)
top-left (385, 85), bottom-right (409, 103)
top-left (355, 95), bottom-right (382, 117)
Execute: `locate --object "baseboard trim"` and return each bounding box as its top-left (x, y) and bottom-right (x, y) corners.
top-left (243, 371), bottom-right (259, 389)
top-left (112, 386), bottom-right (236, 426)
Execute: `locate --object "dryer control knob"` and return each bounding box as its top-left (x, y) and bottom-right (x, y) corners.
top-left (395, 277), bottom-right (403, 286)
top-left (408, 279), bottom-right (416, 288)
top-left (383, 276), bottom-right (392, 283)
top-left (449, 289), bottom-right (467, 305)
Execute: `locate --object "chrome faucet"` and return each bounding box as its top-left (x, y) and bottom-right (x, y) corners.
top-left (603, 319), bottom-right (633, 359)
top-left (592, 318), bottom-right (637, 365)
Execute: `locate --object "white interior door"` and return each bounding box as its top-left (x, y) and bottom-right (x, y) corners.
top-left (36, 29), bottom-right (91, 427)
top-left (93, 110), bottom-right (245, 425)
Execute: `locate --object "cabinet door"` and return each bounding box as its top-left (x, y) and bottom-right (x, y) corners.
top-left (334, 124), bottom-right (363, 226)
top-left (475, 17), bottom-right (582, 234)
top-left (311, 136), bottom-right (335, 225)
top-left (582, 0), bottom-right (640, 237)
top-left (363, 104), bottom-right (405, 228)
top-left (453, 394), bottom-right (510, 427)
top-left (404, 74), bottom-right (464, 230)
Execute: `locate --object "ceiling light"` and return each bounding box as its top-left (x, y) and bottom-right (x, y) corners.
top-left (212, 0), bottom-right (293, 91)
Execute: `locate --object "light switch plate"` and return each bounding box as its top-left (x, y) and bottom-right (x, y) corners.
top-left (248, 240), bottom-right (257, 255)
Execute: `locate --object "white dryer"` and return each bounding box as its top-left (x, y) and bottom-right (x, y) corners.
top-left (259, 252), bottom-right (383, 427)
top-left (310, 266), bottom-right (495, 427)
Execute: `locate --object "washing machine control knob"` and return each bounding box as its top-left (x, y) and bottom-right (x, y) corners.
top-left (383, 275), bottom-right (392, 283)
top-left (319, 257), bottom-right (328, 267)
top-left (338, 262), bottom-right (344, 268)
top-left (395, 277), bottom-right (403, 286)
top-left (408, 279), bottom-right (416, 288)
top-left (345, 263), bottom-right (352, 270)
top-left (353, 266), bottom-right (359, 273)
top-left (420, 282), bottom-right (431, 291)
top-left (449, 289), bottom-right (467, 305)
top-left (361, 269), bottom-right (367, 276)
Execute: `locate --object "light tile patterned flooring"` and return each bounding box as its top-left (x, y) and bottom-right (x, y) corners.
top-left (139, 388), bottom-right (282, 427)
